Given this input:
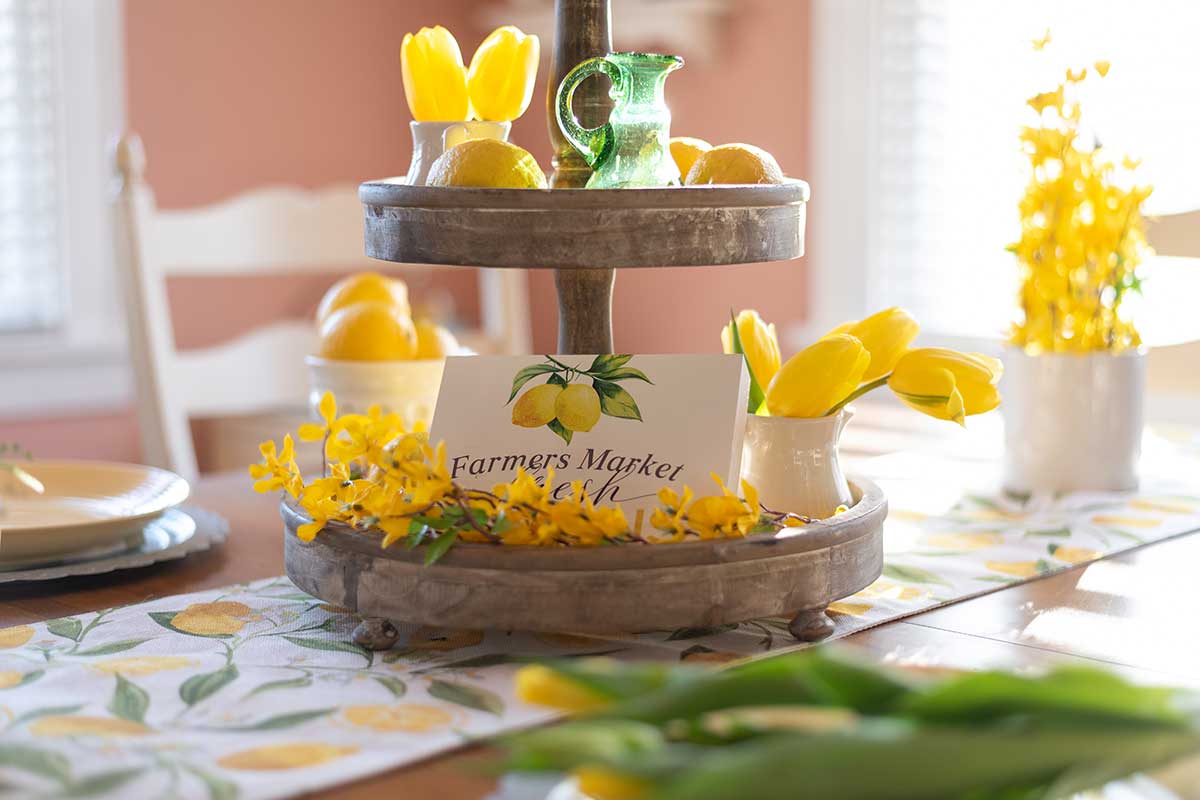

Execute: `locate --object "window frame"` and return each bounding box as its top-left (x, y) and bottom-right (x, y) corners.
top-left (0, 0), bottom-right (129, 418)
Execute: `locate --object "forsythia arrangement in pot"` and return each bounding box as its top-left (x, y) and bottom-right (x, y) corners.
top-left (725, 308), bottom-right (1002, 516)
top-left (1003, 39), bottom-right (1153, 493)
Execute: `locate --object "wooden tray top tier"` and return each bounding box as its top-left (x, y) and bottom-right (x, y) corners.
top-left (360, 179), bottom-right (810, 270)
top-left (282, 475), bottom-right (884, 640)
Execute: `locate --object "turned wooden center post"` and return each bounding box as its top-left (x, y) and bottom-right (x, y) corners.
top-left (548, 0), bottom-right (615, 354)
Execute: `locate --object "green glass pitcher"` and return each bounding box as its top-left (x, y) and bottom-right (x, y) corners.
top-left (556, 52), bottom-right (684, 189)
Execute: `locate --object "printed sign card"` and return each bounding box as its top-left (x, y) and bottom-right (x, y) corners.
top-left (430, 354), bottom-right (749, 517)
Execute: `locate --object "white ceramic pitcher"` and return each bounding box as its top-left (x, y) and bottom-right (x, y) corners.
top-left (405, 120), bottom-right (511, 185)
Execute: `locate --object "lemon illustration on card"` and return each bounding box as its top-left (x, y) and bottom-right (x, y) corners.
top-left (508, 355), bottom-right (651, 443)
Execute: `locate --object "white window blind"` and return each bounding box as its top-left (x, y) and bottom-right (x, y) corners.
top-left (0, 0), bottom-right (63, 333)
top-left (866, 0), bottom-right (1200, 342)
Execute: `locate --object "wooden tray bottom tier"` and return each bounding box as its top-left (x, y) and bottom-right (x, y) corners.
top-left (282, 476), bottom-right (885, 640)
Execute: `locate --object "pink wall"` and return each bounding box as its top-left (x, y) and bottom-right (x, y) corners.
top-left (0, 0), bottom-right (810, 463)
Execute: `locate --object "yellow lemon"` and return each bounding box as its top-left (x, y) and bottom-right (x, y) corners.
top-left (669, 136), bottom-right (711, 179)
top-left (92, 656), bottom-right (194, 676)
top-left (218, 743), bottom-right (358, 770)
top-left (685, 143), bottom-right (785, 185)
top-left (31, 716), bottom-right (151, 738)
top-left (414, 318), bottom-right (460, 359)
top-left (0, 625), bottom-right (34, 649)
top-left (171, 601), bottom-right (253, 636)
top-left (919, 532), bottom-right (1002, 551)
top-left (317, 302), bottom-right (418, 361)
top-left (426, 138), bottom-right (547, 188)
top-left (315, 272), bottom-right (410, 324)
top-left (0, 671), bottom-right (25, 689)
top-left (1051, 546), bottom-right (1101, 564)
top-left (555, 383), bottom-right (602, 432)
top-left (986, 561), bottom-right (1039, 578)
top-left (512, 383), bottom-right (563, 428)
top-left (343, 704), bottom-right (456, 732)
top-left (407, 626), bottom-right (484, 651)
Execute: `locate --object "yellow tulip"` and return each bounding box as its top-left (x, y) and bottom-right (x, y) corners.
top-left (721, 309), bottom-right (782, 389)
top-left (765, 334), bottom-right (870, 418)
top-left (888, 348), bottom-right (1003, 425)
top-left (401, 26), bottom-right (469, 122)
top-left (514, 664), bottom-right (609, 713)
top-left (467, 26), bottom-right (540, 122)
top-left (827, 307), bottom-right (919, 381)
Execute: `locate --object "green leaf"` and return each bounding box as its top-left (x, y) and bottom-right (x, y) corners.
top-left (61, 768), bottom-right (143, 797)
top-left (282, 635), bottom-right (372, 666)
top-left (0, 744), bottom-right (72, 784)
top-left (882, 564), bottom-right (951, 587)
top-left (973, 575), bottom-right (1019, 583)
top-left (666, 625), bottom-right (738, 641)
top-left (507, 364), bottom-right (560, 403)
top-left (1026, 527), bottom-right (1070, 538)
top-left (547, 372), bottom-right (569, 388)
top-left (108, 674), bottom-right (149, 723)
top-left (593, 380), bottom-right (642, 421)
top-left (547, 418), bottom-right (573, 444)
top-left (9, 704), bottom-right (84, 728)
top-left (594, 367), bottom-right (653, 384)
top-left (728, 310), bottom-right (766, 414)
top-left (74, 638), bottom-right (150, 657)
top-left (243, 675), bottom-right (312, 700)
top-left (46, 617), bottom-right (82, 642)
top-left (428, 679), bottom-right (505, 715)
top-left (179, 664), bottom-right (238, 707)
top-left (217, 708), bottom-right (335, 731)
top-left (148, 611), bottom-right (233, 639)
top-left (588, 354), bottom-right (633, 373)
top-left (424, 529), bottom-right (459, 566)
top-left (374, 676), bottom-right (407, 698)
top-left (180, 765), bottom-right (238, 800)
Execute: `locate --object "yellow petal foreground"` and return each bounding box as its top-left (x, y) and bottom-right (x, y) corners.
top-left (401, 26), bottom-right (469, 122)
top-left (467, 26), bottom-right (540, 122)
top-left (765, 334), bottom-right (870, 418)
top-left (514, 664), bottom-right (609, 713)
top-left (827, 307), bottom-right (919, 382)
top-left (573, 766), bottom-right (652, 800)
top-left (721, 308), bottom-right (782, 389)
top-left (218, 743), bottom-right (359, 771)
top-left (888, 348), bottom-right (1003, 425)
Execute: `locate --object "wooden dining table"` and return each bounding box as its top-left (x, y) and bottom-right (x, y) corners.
top-left (3, 406), bottom-right (1198, 798)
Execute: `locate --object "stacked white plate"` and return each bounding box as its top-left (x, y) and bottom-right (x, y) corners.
top-left (0, 461), bottom-right (192, 571)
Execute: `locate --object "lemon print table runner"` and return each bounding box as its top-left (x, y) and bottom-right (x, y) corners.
top-left (3, 446), bottom-right (1200, 798)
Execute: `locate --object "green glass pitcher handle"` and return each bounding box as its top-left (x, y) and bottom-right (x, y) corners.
top-left (555, 57), bottom-right (622, 170)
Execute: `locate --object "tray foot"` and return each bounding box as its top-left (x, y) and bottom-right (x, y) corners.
top-left (789, 608), bottom-right (835, 642)
top-left (352, 617), bottom-right (400, 651)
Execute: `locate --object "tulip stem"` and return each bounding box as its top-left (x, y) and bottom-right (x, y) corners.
top-left (823, 374), bottom-right (890, 417)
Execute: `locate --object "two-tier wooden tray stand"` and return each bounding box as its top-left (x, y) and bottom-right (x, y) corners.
top-left (283, 0), bottom-right (884, 646)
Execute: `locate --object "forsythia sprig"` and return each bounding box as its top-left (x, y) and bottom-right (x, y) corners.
top-left (250, 393), bottom-right (817, 562)
top-left (1010, 45), bottom-right (1152, 353)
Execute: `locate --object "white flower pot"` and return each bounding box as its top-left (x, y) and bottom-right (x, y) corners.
top-left (740, 409), bottom-right (853, 519)
top-left (405, 120), bottom-right (511, 186)
top-left (1002, 348), bottom-right (1146, 493)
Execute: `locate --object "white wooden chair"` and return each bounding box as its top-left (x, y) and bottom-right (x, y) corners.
top-left (1144, 210), bottom-right (1200, 410)
top-left (114, 133), bottom-right (531, 478)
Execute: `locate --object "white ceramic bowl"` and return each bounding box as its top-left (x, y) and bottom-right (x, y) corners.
top-left (306, 356), bottom-right (448, 428)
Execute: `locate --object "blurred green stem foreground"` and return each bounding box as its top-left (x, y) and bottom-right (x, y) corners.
top-left (501, 648), bottom-right (1200, 800)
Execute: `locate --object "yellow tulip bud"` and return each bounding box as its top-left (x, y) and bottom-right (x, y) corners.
top-left (401, 26), bottom-right (469, 122)
top-left (765, 334), bottom-right (871, 418)
top-left (826, 307), bottom-right (919, 381)
top-left (514, 665), bottom-right (609, 713)
top-left (467, 26), bottom-right (540, 122)
top-left (573, 767), bottom-right (652, 800)
top-left (721, 309), bottom-right (782, 390)
top-left (888, 348), bottom-right (1003, 425)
